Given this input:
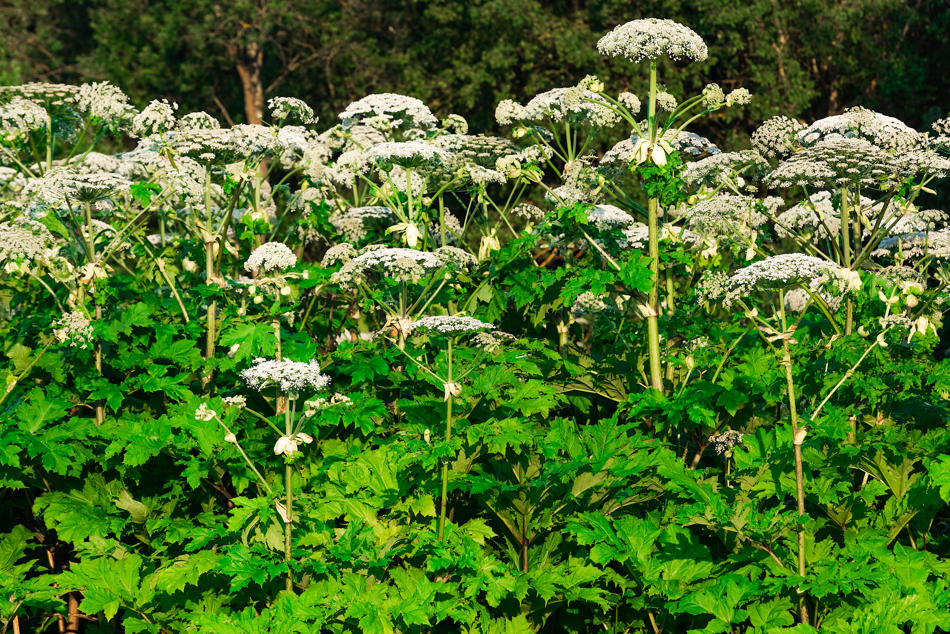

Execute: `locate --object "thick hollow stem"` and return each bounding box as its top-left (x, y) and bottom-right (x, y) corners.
top-left (645, 62), bottom-right (663, 393)
top-left (84, 202), bottom-right (105, 424)
top-left (438, 340), bottom-right (454, 539)
top-left (779, 299), bottom-right (810, 625)
top-left (202, 238), bottom-right (217, 392)
top-left (840, 186), bottom-right (854, 334)
top-left (283, 403), bottom-right (294, 592)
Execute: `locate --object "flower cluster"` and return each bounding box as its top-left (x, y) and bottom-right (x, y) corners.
top-left (244, 242), bottom-right (297, 273)
top-left (751, 116), bottom-right (804, 159)
top-left (52, 311), bottom-right (94, 348)
top-left (408, 315), bottom-right (494, 337)
top-left (269, 97), bottom-right (316, 125)
top-left (338, 93), bottom-right (437, 130)
top-left (596, 18), bottom-right (708, 63)
top-left (131, 100), bottom-right (178, 137)
top-left (241, 358), bottom-right (331, 395)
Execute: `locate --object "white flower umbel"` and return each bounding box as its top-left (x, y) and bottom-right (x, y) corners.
top-left (75, 81), bottom-right (135, 125)
top-left (751, 116), bottom-right (805, 160)
top-left (268, 96), bottom-right (316, 125)
top-left (241, 358), bottom-right (331, 396)
top-left (519, 87), bottom-right (620, 127)
top-left (195, 403), bottom-right (217, 421)
top-left (722, 253), bottom-right (846, 307)
top-left (408, 315), bottom-right (494, 337)
top-left (244, 242), bottom-right (297, 274)
top-left (585, 204), bottom-right (636, 231)
top-left (597, 18), bottom-right (708, 63)
top-left (338, 93), bottom-right (437, 129)
top-left (131, 99), bottom-right (178, 137)
top-left (177, 111), bottom-right (220, 131)
top-left (52, 311), bottom-right (94, 349)
top-left (321, 243), bottom-right (358, 267)
top-left (0, 98), bottom-right (50, 143)
top-left (332, 247), bottom-right (448, 287)
top-left (369, 141), bottom-right (454, 170)
top-left (0, 220), bottom-right (59, 274)
top-left (303, 393), bottom-right (353, 417)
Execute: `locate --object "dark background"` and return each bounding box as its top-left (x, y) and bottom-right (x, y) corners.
top-left (2, 0), bottom-right (948, 146)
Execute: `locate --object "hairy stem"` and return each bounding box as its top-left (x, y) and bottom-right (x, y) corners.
top-left (283, 403), bottom-right (294, 592)
top-left (645, 61), bottom-right (663, 392)
top-left (438, 339), bottom-right (454, 539)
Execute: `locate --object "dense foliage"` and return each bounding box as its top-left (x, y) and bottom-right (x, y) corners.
top-left (2, 0), bottom-right (950, 139)
top-left (3, 16), bottom-right (950, 633)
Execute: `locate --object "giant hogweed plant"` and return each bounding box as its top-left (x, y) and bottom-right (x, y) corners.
top-left (2, 16), bottom-right (950, 634)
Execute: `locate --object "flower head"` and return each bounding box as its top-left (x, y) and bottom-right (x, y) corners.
top-left (408, 315), bottom-right (494, 337)
top-left (597, 18), bottom-right (708, 63)
top-left (244, 242), bottom-right (297, 274)
top-left (241, 358), bottom-right (331, 395)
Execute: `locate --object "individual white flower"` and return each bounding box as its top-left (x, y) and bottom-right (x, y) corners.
top-left (244, 242), bottom-right (297, 273)
top-left (596, 18), bottom-right (708, 63)
top-left (195, 403), bottom-right (217, 421)
top-left (241, 358), bottom-right (331, 395)
top-left (273, 433), bottom-right (314, 456)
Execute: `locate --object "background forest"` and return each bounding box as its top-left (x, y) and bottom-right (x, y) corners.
top-left (2, 0), bottom-right (950, 141)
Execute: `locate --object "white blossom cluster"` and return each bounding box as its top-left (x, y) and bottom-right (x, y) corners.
top-left (244, 242), bottom-right (297, 273)
top-left (167, 124), bottom-right (281, 164)
top-left (684, 151), bottom-right (770, 190)
top-left (709, 429), bottom-right (744, 455)
top-left (585, 204), bottom-right (636, 230)
top-left (303, 393), bottom-right (352, 417)
top-left (721, 253), bottom-right (848, 307)
top-left (195, 403), bottom-right (216, 421)
top-left (797, 109), bottom-right (921, 152)
top-left (0, 82), bottom-right (79, 106)
top-left (268, 97), bottom-right (316, 125)
top-left (516, 87), bottom-right (620, 127)
top-left (766, 138), bottom-right (898, 189)
top-left (596, 18), bottom-right (708, 63)
top-left (618, 92), bottom-right (641, 114)
top-left (407, 315), bottom-right (494, 336)
top-left (656, 91), bottom-right (677, 112)
top-left (570, 291), bottom-right (612, 318)
top-left (222, 395), bottom-right (247, 409)
top-left (433, 134), bottom-right (520, 168)
top-left (0, 220), bottom-right (59, 273)
top-left (338, 93), bottom-right (437, 130)
top-left (241, 357), bottom-right (331, 395)
top-left (131, 99), bottom-right (178, 137)
top-left (470, 330), bottom-right (516, 352)
top-left (321, 243), bottom-right (358, 267)
top-left (682, 194), bottom-right (767, 243)
top-left (621, 223), bottom-right (704, 252)
top-left (751, 116), bottom-right (804, 159)
top-left (75, 82), bottom-right (135, 125)
top-left (512, 203), bottom-right (545, 222)
top-left (0, 98), bottom-right (50, 143)
top-left (52, 310), bottom-right (94, 348)
top-left (177, 111), bottom-right (220, 131)
top-left (441, 114), bottom-right (468, 134)
top-left (329, 206), bottom-right (395, 242)
top-left (369, 141), bottom-right (455, 169)
top-left (874, 229), bottom-right (950, 260)
top-left (774, 191), bottom-right (839, 241)
top-left (331, 246), bottom-right (447, 287)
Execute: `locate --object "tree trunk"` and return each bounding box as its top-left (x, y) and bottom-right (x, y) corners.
top-left (235, 41), bottom-right (265, 125)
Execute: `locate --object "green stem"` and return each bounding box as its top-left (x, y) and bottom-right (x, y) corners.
top-left (840, 186), bottom-right (853, 334)
top-left (779, 295), bottom-right (809, 625)
top-left (645, 61), bottom-right (663, 393)
top-left (438, 339), bottom-right (454, 539)
top-left (283, 402), bottom-right (294, 592)
top-left (0, 340), bottom-right (53, 409)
